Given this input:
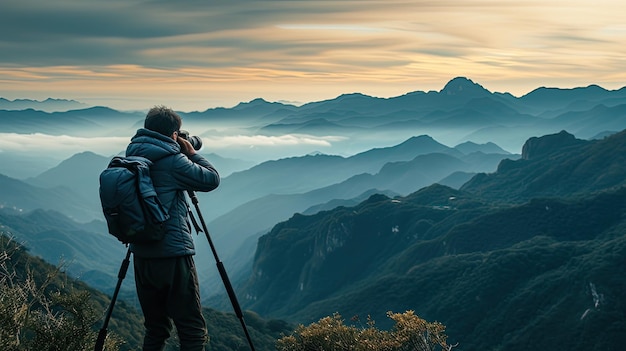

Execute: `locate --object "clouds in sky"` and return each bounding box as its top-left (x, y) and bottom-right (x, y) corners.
top-left (1, 0), bottom-right (625, 111)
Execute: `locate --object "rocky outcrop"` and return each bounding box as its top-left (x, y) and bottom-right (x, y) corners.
top-left (521, 130), bottom-right (584, 160)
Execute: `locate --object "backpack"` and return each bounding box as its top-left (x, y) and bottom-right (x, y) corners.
top-left (99, 155), bottom-right (170, 244)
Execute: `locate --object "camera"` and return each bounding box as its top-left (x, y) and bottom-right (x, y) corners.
top-left (178, 130), bottom-right (203, 150)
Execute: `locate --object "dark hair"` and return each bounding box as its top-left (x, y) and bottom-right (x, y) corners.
top-left (144, 105), bottom-right (182, 136)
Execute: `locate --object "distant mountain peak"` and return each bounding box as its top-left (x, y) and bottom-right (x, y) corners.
top-left (336, 92), bottom-right (371, 99)
top-left (0, 97), bottom-right (89, 112)
top-left (440, 77), bottom-right (491, 96)
top-left (231, 98), bottom-right (295, 113)
top-left (68, 150), bottom-right (101, 160)
top-left (386, 134), bottom-right (454, 155)
top-left (306, 151), bottom-right (327, 156)
top-left (405, 134), bottom-right (436, 143)
top-left (232, 98), bottom-right (274, 109)
top-left (455, 141), bottom-right (509, 155)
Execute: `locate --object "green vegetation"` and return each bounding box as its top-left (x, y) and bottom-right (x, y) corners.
top-left (241, 165), bottom-right (626, 350)
top-left (0, 232), bottom-right (294, 351)
top-left (0, 235), bottom-right (122, 351)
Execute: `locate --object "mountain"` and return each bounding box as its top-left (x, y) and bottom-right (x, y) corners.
top-left (260, 117), bottom-right (360, 135)
top-left (0, 152), bottom-right (64, 179)
top-left (520, 84), bottom-right (626, 113)
top-left (26, 149), bottom-right (251, 193)
top-left (19, 150), bottom-right (253, 225)
top-left (3, 78), bottom-right (625, 143)
top-left (179, 77), bottom-right (626, 156)
top-left (0, 207), bottom-right (127, 293)
top-left (180, 98), bottom-right (298, 129)
top-left (349, 134), bottom-right (464, 167)
top-left (542, 104), bottom-right (626, 139)
top-left (231, 128), bottom-right (626, 351)
top-left (0, 131), bottom-right (515, 302)
top-left (0, 108), bottom-right (103, 135)
top-left (28, 151), bottom-right (110, 186)
top-left (461, 129), bottom-right (626, 202)
top-left (26, 151), bottom-right (110, 212)
top-left (437, 171), bottom-right (476, 189)
top-left (5, 78), bottom-right (626, 349)
top-left (0, 97), bottom-right (90, 112)
top-left (0, 131), bottom-right (512, 229)
top-left (203, 152), bottom-right (257, 177)
top-left (201, 134), bottom-right (510, 225)
top-left (197, 146), bottom-right (513, 290)
top-left (203, 135), bottom-right (471, 222)
top-left (0, 106), bottom-right (144, 136)
top-left (0, 173), bottom-right (101, 223)
top-left (3, 77), bottom-right (626, 165)
top-left (293, 77), bottom-right (494, 118)
top-left (192, 135), bottom-right (515, 293)
top-left (454, 141), bottom-right (510, 155)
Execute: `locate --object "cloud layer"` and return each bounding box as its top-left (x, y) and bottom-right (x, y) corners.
top-left (0, 132), bottom-right (345, 160)
top-left (1, 0), bottom-right (625, 111)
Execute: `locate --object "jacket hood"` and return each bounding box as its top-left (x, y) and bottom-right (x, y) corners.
top-left (126, 128), bottom-right (181, 161)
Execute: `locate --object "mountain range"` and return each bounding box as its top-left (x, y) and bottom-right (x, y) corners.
top-left (0, 97), bottom-right (89, 112)
top-left (231, 129), bottom-right (626, 351)
top-left (0, 132), bottom-right (516, 297)
top-left (2, 77), bottom-right (626, 350)
top-left (2, 77), bottom-right (626, 164)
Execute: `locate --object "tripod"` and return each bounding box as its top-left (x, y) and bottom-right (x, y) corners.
top-left (187, 190), bottom-right (256, 351)
top-left (95, 192), bottom-right (256, 351)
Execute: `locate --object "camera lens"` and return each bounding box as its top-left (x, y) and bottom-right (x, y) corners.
top-left (188, 136), bottom-right (202, 150)
top-left (179, 130), bottom-right (203, 151)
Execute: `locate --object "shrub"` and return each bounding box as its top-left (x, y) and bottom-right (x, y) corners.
top-left (276, 311), bottom-right (453, 351)
top-left (0, 236), bottom-right (122, 351)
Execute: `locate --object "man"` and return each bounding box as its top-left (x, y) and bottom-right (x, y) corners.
top-left (125, 105), bottom-right (220, 351)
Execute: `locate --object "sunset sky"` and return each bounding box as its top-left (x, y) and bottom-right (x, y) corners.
top-left (1, 0), bottom-right (625, 112)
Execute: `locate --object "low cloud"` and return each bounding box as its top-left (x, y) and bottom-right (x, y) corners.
top-left (0, 132), bottom-right (346, 158)
top-left (0, 133), bottom-right (129, 158)
top-left (204, 134), bottom-right (346, 149)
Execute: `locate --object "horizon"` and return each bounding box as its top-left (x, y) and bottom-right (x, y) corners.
top-left (2, 77), bottom-right (625, 113)
top-left (1, 1), bottom-right (625, 111)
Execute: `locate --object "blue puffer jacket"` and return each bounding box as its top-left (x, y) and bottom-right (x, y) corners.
top-left (125, 128), bottom-right (220, 258)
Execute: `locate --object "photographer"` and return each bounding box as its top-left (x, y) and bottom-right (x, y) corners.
top-left (125, 105), bottom-right (220, 351)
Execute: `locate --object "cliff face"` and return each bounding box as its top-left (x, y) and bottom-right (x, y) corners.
top-left (463, 129), bottom-right (626, 203)
top-left (521, 130), bottom-right (584, 160)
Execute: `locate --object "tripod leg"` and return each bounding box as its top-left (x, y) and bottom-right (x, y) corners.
top-left (187, 191), bottom-right (256, 351)
top-left (94, 247), bottom-right (131, 351)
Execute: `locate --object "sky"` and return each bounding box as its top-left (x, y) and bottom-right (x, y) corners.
top-left (1, 0), bottom-right (625, 112)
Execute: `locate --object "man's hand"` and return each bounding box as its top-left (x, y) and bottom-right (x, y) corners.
top-left (177, 136), bottom-right (196, 156)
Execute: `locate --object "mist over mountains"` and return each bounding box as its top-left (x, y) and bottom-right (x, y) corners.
top-left (1, 77), bottom-right (626, 350)
top-left (2, 76), bottom-right (625, 178)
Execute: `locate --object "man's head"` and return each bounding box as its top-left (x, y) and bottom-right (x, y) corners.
top-left (144, 105), bottom-right (182, 137)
